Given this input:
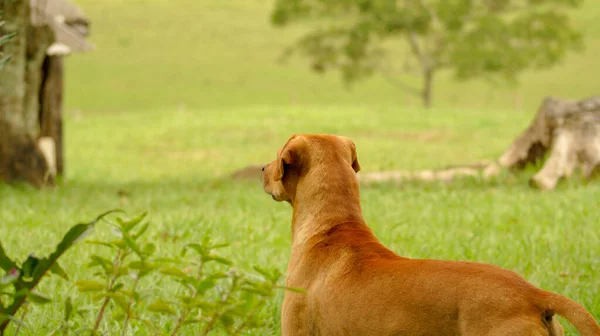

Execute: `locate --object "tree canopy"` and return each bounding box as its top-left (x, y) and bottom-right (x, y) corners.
top-left (271, 0), bottom-right (584, 107)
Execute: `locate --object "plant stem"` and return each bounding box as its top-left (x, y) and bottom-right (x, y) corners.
top-left (200, 275), bottom-right (239, 336)
top-left (121, 272), bottom-right (141, 336)
top-left (14, 306), bottom-right (28, 336)
top-left (170, 257), bottom-right (205, 336)
top-left (169, 311), bottom-right (188, 336)
top-left (91, 250), bottom-right (123, 336)
top-left (232, 300), bottom-right (264, 335)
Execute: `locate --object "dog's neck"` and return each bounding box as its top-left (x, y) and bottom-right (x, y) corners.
top-left (290, 167), bottom-right (364, 247)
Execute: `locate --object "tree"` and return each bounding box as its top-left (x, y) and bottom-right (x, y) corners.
top-left (271, 0), bottom-right (584, 108)
top-left (0, 0), bottom-right (54, 187)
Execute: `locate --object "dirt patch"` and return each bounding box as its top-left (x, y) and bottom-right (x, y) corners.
top-left (230, 164), bottom-right (263, 181)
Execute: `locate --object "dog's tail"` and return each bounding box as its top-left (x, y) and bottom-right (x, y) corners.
top-left (538, 290), bottom-right (600, 336)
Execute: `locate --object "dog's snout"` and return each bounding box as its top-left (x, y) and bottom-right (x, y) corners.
top-left (262, 165), bottom-right (265, 172)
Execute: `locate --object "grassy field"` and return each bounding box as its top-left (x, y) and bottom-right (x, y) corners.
top-left (1, 0), bottom-right (600, 334)
top-left (63, 0), bottom-right (600, 114)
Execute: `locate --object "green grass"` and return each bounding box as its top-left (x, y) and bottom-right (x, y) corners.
top-left (1, 0), bottom-right (600, 334)
top-left (1, 107), bottom-right (600, 335)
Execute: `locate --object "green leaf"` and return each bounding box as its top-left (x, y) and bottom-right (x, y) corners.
top-left (123, 233), bottom-right (143, 257)
top-left (182, 318), bottom-right (203, 325)
top-left (146, 299), bottom-right (177, 316)
top-left (110, 239), bottom-right (128, 249)
top-left (219, 313), bottom-right (235, 328)
top-left (128, 261), bottom-right (157, 278)
top-left (181, 243), bottom-right (207, 257)
top-left (87, 255), bottom-right (114, 273)
top-left (64, 297), bottom-right (73, 321)
top-left (0, 32), bottom-right (15, 45)
top-left (74, 280), bottom-right (106, 292)
top-left (21, 255), bottom-right (40, 280)
top-left (26, 291), bottom-right (52, 304)
top-left (195, 279), bottom-right (216, 295)
top-left (50, 262), bottom-right (69, 281)
top-left (128, 260), bottom-right (152, 270)
top-left (133, 222), bottom-right (150, 239)
top-left (153, 257), bottom-right (181, 264)
top-left (204, 254), bottom-right (232, 265)
top-left (106, 292), bottom-right (129, 312)
top-left (0, 243), bottom-right (17, 272)
top-left (281, 286), bottom-right (307, 294)
top-left (160, 267), bottom-right (188, 278)
top-left (29, 210), bottom-right (121, 283)
top-left (239, 291), bottom-right (257, 310)
top-left (207, 271), bottom-right (228, 280)
top-left (111, 283), bottom-right (124, 292)
top-left (122, 212), bottom-right (147, 232)
top-left (211, 242), bottom-right (230, 250)
top-left (185, 298), bottom-right (213, 310)
top-left (85, 240), bottom-right (117, 249)
top-left (241, 287), bottom-right (272, 297)
top-left (253, 266), bottom-right (279, 282)
top-left (142, 243), bottom-right (156, 256)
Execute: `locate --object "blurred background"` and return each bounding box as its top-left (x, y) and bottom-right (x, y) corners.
top-left (59, 0), bottom-right (600, 182)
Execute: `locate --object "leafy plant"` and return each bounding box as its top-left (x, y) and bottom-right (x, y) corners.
top-left (0, 211), bottom-right (117, 335)
top-left (75, 212), bottom-right (297, 335)
top-left (74, 211), bottom-right (156, 336)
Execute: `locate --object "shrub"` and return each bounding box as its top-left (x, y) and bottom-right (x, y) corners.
top-left (0, 211), bottom-right (295, 335)
top-left (0, 211), bottom-right (113, 335)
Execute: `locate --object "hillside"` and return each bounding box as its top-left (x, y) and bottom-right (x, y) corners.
top-left (67, 0), bottom-right (600, 114)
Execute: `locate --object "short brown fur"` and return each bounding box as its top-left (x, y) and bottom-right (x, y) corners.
top-left (262, 134), bottom-right (600, 336)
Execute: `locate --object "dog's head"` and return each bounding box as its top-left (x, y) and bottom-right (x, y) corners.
top-left (262, 134), bottom-right (361, 203)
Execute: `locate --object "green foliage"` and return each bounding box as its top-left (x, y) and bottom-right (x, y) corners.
top-left (0, 211), bottom-right (116, 334)
top-left (0, 209), bottom-right (293, 335)
top-left (272, 0), bottom-right (585, 106)
top-left (72, 212), bottom-right (292, 336)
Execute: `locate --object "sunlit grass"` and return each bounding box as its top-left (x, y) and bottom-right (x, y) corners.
top-left (1, 106), bottom-right (600, 335)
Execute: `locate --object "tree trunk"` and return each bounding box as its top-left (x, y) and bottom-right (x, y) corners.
top-left (422, 68), bottom-right (434, 108)
top-left (495, 96), bottom-right (600, 190)
top-left (39, 55), bottom-right (64, 175)
top-left (0, 0), bottom-right (54, 187)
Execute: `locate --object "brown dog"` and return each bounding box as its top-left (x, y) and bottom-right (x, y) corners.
top-left (262, 134), bottom-right (600, 336)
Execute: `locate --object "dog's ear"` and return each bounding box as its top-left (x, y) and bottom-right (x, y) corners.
top-left (344, 138), bottom-right (361, 173)
top-left (273, 136), bottom-right (302, 181)
top-left (350, 141), bottom-right (361, 173)
top-left (274, 147), bottom-right (293, 181)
